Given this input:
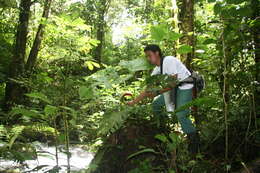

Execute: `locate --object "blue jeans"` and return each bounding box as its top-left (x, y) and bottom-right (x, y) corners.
top-left (152, 88), bottom-right (196, 134)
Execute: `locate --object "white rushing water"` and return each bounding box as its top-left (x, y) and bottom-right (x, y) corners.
top-left (0, 143), bottom-right (94, 173)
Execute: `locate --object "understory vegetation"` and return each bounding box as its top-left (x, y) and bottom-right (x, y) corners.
top-left (0, 0), bottom-right (259, 172)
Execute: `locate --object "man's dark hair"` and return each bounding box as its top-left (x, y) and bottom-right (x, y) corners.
top-left (144, 44), bottom-right (163, 57)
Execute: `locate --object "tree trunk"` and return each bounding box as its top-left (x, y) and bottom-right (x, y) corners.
top-left (222, 29), bottom-right (230, 161)
top-left (4, 0), bottom-right (31, 110)
top-left (94, 11), bottom-right (105, 63)
top-left (178, 0), bottom-right (195, 70)
top-left (94, 0), bottom-right (110, 63)
top-left (25, 0), bottom-right (52, 72)
top-left (250, 0), bottom-right (260, 107)
top-left (171, 0), bottom-right (180, 58)
top-left (177, 0), bottom-right (199, 125)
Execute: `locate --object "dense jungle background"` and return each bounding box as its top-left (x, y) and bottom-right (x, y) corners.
top-left (0, 0), bottom-right (259, 172)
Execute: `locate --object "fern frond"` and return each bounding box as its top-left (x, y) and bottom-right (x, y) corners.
top-left (98, 107), bottom-right (129, 136)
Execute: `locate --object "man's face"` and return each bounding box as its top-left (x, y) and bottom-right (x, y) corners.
top-left (145, 50), bottom-right (160, 65)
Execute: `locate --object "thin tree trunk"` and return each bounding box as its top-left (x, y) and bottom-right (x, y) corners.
top-left (94, 11), bottom-right (105, 63)
top-left (250, 0), bottom-right (260, 109)
top-left (177, 0), bottom-right (199, 125)
top-left (94, 0), bottom-right (110, 64)
top-left (171, 0), bottom-right (180, 58)
top-left (4, 0), bottom-right (31, 110)
top-left (221, 25), bottom-right (230, 162)
top-left (25, 0), bottom-right (52, 72)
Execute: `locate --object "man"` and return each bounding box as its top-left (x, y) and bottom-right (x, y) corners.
top-left (127, 44), bottom-right (200, 154)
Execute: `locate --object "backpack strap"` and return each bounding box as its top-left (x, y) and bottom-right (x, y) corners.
top-left (179, 76), bottom-right (194, 85)
top-left (160, 57), bottom-right (164, 74)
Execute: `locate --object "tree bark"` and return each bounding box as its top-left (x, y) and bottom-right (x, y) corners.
top-left (25, 0), bottom-right (52, 72)
top-left (171, 0), bottom-right (180, 58)
top-left (178, 0), bottom-right (195, 70)
top-left (177, 0), bottom-right (199, 125)
top-left (94, 0), bottom-right (110, 63)
top-left (4, 0), bottom-right (31, 110)
top-left (94, 10), bottom-right (105, 63)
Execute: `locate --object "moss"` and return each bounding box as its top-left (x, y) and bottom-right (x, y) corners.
top-left (20, 125), bottom-right (58, 143)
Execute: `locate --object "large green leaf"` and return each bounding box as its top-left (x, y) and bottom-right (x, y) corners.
top-left (168, 133), bottom-right (181, 150)
top-left (150, 24), bottom-right (182, 42)
top-left (8, 126), bottom-right (25, 149)
top-left (177, 45), bottom-right (193, 54)
top-left (98, 107), bottom-right (130, 136)
top-left (168, 32), bottom-right (182, 41)
top-left (150, 25), bottom-right (167, 41)
top-left (88, 66), bottom-right (128, 88)
top-left (10, 107), bottom-right (43, 119)
top-left (155, 134), bottom-right (168, 143)
top-left (79, 86), bottom-right (94, 100)
top-left (85, 61), bottom-right (101, 71)
top-left (44, 105), bottom-right (58, 116)
top-left (127, 148), bottom-right (156, 160)
top-left (25, 92), bottom-right (52, 104)
top-left (119, 58), bottom-right (152, 72)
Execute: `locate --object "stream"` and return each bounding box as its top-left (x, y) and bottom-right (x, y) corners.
top-left (0, 143), bottom-right (94, 173)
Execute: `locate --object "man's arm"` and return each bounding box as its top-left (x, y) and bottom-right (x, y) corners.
top-left (127, 74), bottom-right (178, 106)
top-left (127, 90), bottom-right (154, 105)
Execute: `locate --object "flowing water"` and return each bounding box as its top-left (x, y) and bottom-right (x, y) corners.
top-left (0, 143), bottom-right (94, 173)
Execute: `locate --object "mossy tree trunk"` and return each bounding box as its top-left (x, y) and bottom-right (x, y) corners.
top-left (3, 0), bottom-right (52, 111)
top-left (178, 0), bottom-right (195, 70)
top-left (94, 0), bottom-right (110, 64)
top-left (25, 0), bottom-right (52, 72)
top-left (4, 0), bottom-right (32, 110)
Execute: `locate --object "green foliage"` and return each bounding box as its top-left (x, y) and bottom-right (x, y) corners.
top-left (150, 24), bottom-right (182, 42)
top-left (0, 125), bottom-right (38, 163)
top-left (119, 58), bottom-right (152, 73)
top-left (177, 45), bottom-right (193, 54)
top-left (128, 159), bottom-right (154, 173)
top-left (0, 0), bottom-right (17, 8)
top-left (98, 107), bottom-right (129, 136)
top-left (25, 92), bottom-right (52, 104)
top-left (79, 86), bottom-right (94, 100)
top-left (85, 60), bottom-right (101, 71)
top-left (155, 133), bottom-right (182, 151)
top-left (127, 148), bottom-right (156, 160)
top-left (42, 13), bottom-right (99, 65)
top-left (0, 0), bottom-right (259, 172)
top-left (144, 74), bottom-right (179, 92)
top-left (44, 105), bottom-right (58, 116)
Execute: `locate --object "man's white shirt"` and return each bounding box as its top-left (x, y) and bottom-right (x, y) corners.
top-left (151, 56), bottom-right (193, 112)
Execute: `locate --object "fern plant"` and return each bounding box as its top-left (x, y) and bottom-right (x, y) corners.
top-left (97, 104), bottom-right (152, 136)
top-left (98, 106), bottom-right (129, 136)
